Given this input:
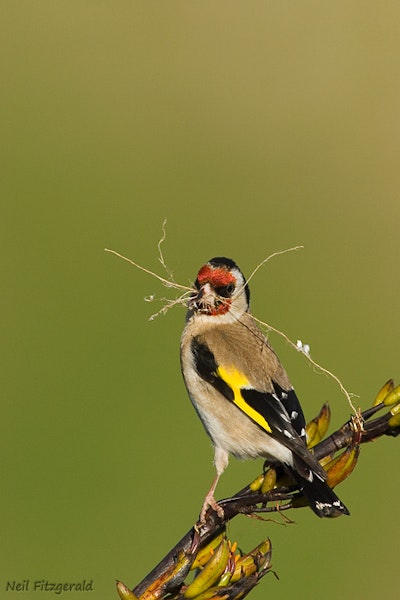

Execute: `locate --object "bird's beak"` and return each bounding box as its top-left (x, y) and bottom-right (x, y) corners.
top-left (190, 283), bottom-right (215, 313)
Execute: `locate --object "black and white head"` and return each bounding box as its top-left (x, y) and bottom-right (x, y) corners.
top-left (189, 257), bottom-right (250, 323)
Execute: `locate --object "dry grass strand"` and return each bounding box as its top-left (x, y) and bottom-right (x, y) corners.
top-left (104, 248), bottom-right (193, 293)
top-left (251, 314), bottom-right (360, 420)
top-left (245, 245), bottom-right (304, 287)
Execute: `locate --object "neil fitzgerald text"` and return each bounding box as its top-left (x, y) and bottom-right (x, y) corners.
top-left (5, 580), bottom-right (94, 594)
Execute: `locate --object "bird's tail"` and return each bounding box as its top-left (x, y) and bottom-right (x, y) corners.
top-left (290, 448), bottom-right (349, 518)
top-left (298, 473), bottom-right (350, 518)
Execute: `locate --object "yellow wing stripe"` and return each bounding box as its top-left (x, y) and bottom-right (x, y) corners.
top-left (216, 365), bottom-right (272, 434)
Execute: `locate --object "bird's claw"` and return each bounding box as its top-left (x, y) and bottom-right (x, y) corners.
top-left (200, 494), bottom-right (225, 523)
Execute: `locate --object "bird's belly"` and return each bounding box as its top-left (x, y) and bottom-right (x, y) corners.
top-left (191, 387), bottom-right (293, 466)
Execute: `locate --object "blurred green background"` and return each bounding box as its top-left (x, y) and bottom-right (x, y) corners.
top-left (1, 2), bottom-right (399, 599)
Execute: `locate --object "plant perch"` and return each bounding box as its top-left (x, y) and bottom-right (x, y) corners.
top-left (116, 380), bottom-right (400, 600)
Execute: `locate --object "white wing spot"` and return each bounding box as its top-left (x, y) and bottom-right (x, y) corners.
top-left (316, 501), bottom-right (332, 511)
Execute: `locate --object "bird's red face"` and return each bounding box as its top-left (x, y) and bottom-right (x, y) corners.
top-left (193, 264), bottom-right (237, 316)
top-left (189, 257), bottom-right (250, 322)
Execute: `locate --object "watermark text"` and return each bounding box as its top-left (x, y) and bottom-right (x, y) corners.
top-left (5, 579), bottom-right (94, 595)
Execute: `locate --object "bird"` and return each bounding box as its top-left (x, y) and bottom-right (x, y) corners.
top-left (180, 256), bottom-right (349, 523)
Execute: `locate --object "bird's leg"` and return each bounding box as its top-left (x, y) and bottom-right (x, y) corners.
top-left (200, 447), bottom-right (229, 523)
top-left (200, 472), bottom-right (224, 522)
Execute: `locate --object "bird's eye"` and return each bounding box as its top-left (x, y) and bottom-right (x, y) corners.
top-left (215, 283), bottom-right (235, 298)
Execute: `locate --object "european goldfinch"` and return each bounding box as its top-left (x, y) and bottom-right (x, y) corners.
top-left (180, 257), bottom-right (349, 522)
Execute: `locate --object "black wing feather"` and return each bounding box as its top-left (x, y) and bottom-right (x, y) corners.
top-left (272, 382), bottom-right (306, 439)
top-left (240, 388), bottom-right (325, 478)
top-left (191, 337), bottom-right (234, 401)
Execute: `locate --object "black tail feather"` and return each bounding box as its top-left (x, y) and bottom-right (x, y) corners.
top-left (299, 475), bottom-right (350, 518)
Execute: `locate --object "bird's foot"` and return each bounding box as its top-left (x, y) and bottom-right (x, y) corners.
top-left (200, 493), bottom-right (224, 523)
